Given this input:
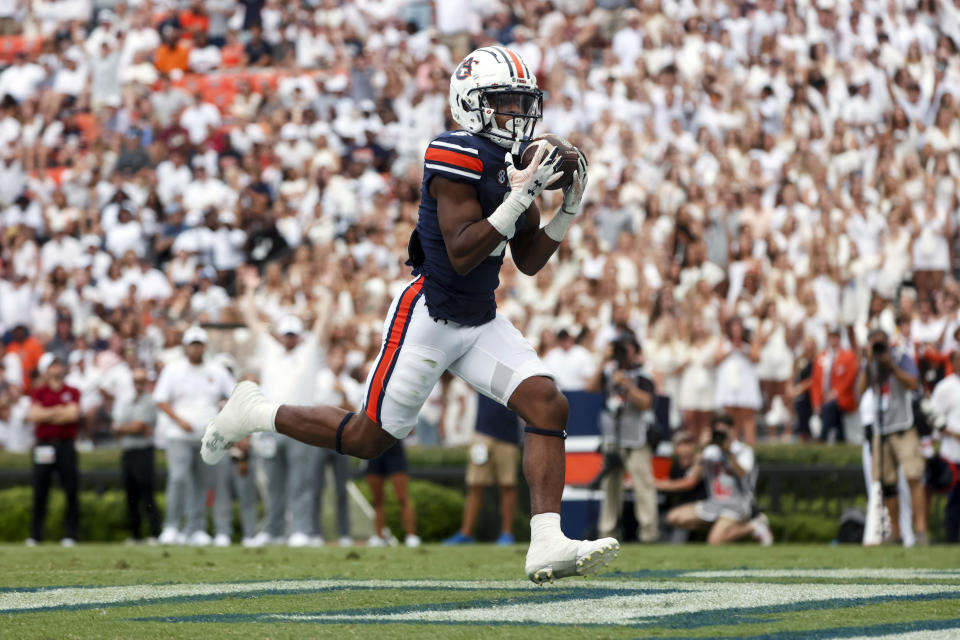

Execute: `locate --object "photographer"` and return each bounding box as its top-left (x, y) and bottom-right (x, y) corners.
top-left (587, 333), bottom-right (658, 542)
top-left (857, 328), bottom-right (928, 545)
top-left (655, 414), bottom-right (773, 545)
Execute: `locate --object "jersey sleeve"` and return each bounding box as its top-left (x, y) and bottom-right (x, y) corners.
top-left (423, 134), bottom-right (484, 183)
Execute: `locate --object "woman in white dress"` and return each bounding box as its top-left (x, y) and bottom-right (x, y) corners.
top-left (910, 194), bottom-right (952, 299)
top-left (713, 316), bottom-right (765, 444)
top-left (755, 300), bottom-right (794, 434)
top-left (677, 315), bottom-right (717, 442)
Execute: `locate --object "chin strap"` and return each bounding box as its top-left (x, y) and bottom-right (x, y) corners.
top-left (524, 426), bottom-right (567, 439)
top-left (335, 412), bottom-right (355, 455)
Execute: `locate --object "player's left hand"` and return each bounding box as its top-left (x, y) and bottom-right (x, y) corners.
top-left (561, 149), bottom-right (588, 215)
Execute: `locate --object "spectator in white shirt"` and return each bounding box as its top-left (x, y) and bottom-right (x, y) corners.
top-left (543, 329), bottom-right (597, 391)
top-left (239, 268), bottom-right (334, 547)
top-left (154, 326), bottom-right (234, 546)
top-left (40, 219), bottom-right (82, 274)
top-left (0, 53), bottom-right (46, 103)
top-left (190, 266), bottom-right (230, 322)
top-left (0, 385), bottom-right (32, 452)
top-left (105, 206), bottom-right (146, 259)
top-left (179, 93), bottom-right (222, 146)
top-left (188, 31), bottom-right (222, 74)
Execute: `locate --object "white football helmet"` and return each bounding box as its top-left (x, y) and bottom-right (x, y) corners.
top-left (449, 46), bottom-right (543, 150)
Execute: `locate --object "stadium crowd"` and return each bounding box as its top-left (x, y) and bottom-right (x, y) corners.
top-left (1, 0), bottom-right (960, 544)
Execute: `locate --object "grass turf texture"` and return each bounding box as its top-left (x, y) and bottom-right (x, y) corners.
top-left (2, 544), bottom-right (958, 639)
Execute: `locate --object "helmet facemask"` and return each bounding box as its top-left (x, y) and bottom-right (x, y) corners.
top-left (476, 87), bottom-right (543, 152)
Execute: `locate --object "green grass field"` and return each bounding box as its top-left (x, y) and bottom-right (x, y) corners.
top-left (2, 544), bottom-right (959, 639)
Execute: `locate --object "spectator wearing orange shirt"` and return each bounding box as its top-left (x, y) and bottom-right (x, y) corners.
top-left (811, 326), bottom-right (861, 444)
top-left (154, 27), bottom-right (190, 75)
top-left (5, 325), bottom-right (43, 390)
top-left (178, 1), bottom-right (210, 38)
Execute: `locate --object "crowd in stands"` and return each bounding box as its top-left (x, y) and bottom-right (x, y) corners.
top-left (1, 0), bottom-right (960, 470)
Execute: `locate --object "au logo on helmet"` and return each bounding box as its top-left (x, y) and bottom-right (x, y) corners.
top-left (455, 57), bottom-right (475, 80)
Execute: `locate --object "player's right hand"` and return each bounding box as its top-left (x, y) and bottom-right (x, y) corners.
top-left (504, 144), bottom-right (563, 202)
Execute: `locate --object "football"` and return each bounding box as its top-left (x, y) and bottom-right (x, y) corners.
top-left (517, 134), bottom-right (585, 191)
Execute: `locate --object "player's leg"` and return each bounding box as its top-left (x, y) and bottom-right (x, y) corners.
top-left (202, 279), bottom-right (451, 464)
top-left (449, 314), bottom-right (619, 583)
top-left (509, 375), bottom-right (569, 514)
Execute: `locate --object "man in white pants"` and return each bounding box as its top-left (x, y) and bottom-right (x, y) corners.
top-left (155, 326), bottom-right (234, 545)
top-left (239, 269), bottom-right (333, 547)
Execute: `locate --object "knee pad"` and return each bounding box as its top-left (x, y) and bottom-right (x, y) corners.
top-left (524, 426), bottom-right (567, 439)
top-left (881, 483), bottom-right (899, 498)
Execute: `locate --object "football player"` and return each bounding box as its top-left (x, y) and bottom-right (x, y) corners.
top-left (201, 46), bottom-right (618, 583)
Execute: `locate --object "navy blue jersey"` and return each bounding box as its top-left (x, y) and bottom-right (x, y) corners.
top-left (412, 130), bottom-right (527, 326)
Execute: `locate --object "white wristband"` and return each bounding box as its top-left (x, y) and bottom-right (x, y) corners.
top-left (544, 209), bottom-right (574, 243)
top-left (486, 192), bottom-right (529, 239)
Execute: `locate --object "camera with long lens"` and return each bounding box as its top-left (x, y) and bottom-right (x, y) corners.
top-left (612, 340), bottom-right (630, 369)
top-left (611, 334), bottom-right (637, 370)
top-left (871, 338), bottom-right (888, 357)
top-left (711, 427), bottom-right (728, 446)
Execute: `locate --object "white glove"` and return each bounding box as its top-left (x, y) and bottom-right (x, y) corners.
top-left (545, 148), bottom-right (587, 242)
top-left (560, 149), bottom-right (588, 215)
top-left (487, 144), bottom-right (563, 238)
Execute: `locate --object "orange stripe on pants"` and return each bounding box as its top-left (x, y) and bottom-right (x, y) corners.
top-left (364, 277), bottom-right (425, 423)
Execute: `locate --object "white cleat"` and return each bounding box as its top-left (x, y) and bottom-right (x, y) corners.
top-left (525, 537), bottom-right (620, 585)
top-left (213, 534), bottom-right (231, 547)
top-left (201, 381), bottom-right (274, 465)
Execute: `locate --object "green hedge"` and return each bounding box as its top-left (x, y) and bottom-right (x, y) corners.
top-left (355, 479), bottom-right (464, 543)
top-left (408, 443), bottom-right (866, 469)
top-left (0, 442), bottom-right (866, 474)
top-left (0, 482), bottom-right (465, 544)
top-left (0, 483), bottom-right (852, 544)
top-left (0, 487), bottom-right (155, 543)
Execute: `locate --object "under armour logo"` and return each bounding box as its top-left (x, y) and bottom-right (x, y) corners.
top-left (208, 432), bottom-right (234, 450)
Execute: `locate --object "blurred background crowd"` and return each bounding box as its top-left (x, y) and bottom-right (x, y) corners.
top-left (1, 0), bottom-right (960, 544)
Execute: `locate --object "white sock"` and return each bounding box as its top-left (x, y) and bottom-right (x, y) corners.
top-left (252, 402), bottom-right (280, 432)
top-left (530, 513), bottom-right (566, 545)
